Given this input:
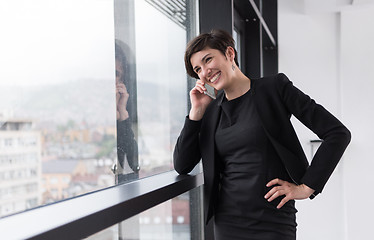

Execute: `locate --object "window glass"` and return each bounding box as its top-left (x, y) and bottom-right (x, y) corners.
top-left (0, 0), bottom-right (194, 218)
top-left (85, 192), bottom-right (194, 240)
top-left (0, 0), bottom-right (113, 218)
top-left (113, 0), bottom-right (188, 184)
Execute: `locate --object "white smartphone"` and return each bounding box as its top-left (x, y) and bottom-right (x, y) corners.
top-left (204, 84), bottom-right (216, 99)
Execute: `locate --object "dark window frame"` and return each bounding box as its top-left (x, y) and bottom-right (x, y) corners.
top-left (0, 171), bottom-right (203, 239)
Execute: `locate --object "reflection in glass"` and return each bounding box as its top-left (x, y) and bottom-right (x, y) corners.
top-left (113, 39), bottom-right (139, 183)
top-left (113, 0), bottom-right (188, 180)
top-left (0, 0), bottom-right (116, 217)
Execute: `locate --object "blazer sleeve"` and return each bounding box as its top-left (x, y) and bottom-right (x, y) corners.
top-left (276, 73), bottom-right (351, 194)
top-left (173, 116), bottom-right (202, 174)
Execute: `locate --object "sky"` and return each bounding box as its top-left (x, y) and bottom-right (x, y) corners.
top-left (0, 0), bottom-right (116, 86)
top-left (0, 0), bottom-right (187, 88)
top-left (0, 0), bottom-right (188, 123)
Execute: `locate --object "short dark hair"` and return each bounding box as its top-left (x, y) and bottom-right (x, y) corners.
top-left (115, 41), bottom-right (129, 86)
top-left (184, 29), bottom-right (239, 79)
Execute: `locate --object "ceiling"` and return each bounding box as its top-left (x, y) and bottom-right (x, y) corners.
top-left (303, 0), bottom-right (374, 13)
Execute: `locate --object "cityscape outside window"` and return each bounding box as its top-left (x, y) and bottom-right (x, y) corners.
top-left (0, 0), bottom-right (197, 238)
top-left (0, 0), bottom-right (193, 217)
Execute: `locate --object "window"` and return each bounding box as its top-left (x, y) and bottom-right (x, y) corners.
top-left (0, 0), bottom-right (117, 217)
top-left (0, 0), bottom-right (196, 220)
top-left (4, 138), bottom-right (13, 147)
top-left (113, 0), bottom-right (188, 184)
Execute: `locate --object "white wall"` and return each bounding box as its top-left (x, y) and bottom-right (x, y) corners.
top-left (278, 1), bottom-right (374, 239)
top-left (340, 5), bottom-right (374, 240)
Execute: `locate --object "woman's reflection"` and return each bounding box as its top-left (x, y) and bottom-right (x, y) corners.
top-left (113, 39), bottom-right (139, 183)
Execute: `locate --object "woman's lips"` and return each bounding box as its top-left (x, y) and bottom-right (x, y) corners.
top-left (209, 72), bottom-right (221, 84)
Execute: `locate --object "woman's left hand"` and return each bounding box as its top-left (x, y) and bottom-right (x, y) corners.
top-left (264, 178), bottom-right (315, 209)
top-left (116, 82), bottom-right (130, 121)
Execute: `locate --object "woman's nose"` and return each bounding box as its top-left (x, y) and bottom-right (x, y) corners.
top-left (201, 67), bottom-right (211, 79)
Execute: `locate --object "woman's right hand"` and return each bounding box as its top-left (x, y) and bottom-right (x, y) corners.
top-left (116, 82), bottom-right (130, 121)
top-left (189, 80), bottom-right (214, 121)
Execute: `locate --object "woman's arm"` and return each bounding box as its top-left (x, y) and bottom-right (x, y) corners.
top-left (173, 117), bottom-right (202, 174)
top-left (276, 73), bottom-right (351, 194)
top-left (265, 73), bottom-right (351, 207)
top-left (174, 79), bottom-right (214, 174)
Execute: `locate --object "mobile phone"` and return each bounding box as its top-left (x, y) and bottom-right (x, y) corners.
top-left (204, 84), bottom-right (216, 99)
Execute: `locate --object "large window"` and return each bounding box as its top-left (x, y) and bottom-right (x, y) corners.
top-left (113, 0), bottom-right (189, 184)
top-left (0, 0), bottom-right (196, 219)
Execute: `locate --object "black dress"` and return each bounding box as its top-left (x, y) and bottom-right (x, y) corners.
top-left (214, 89), bottom-right (297, 240)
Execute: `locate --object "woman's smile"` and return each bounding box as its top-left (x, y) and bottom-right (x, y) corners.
top-left (209, 72), bottom-right (221, 84)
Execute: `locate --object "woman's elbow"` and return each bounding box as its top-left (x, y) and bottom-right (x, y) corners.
top-left (173, 150), bottom-right (190, 174)
top-left (173, 160), bottom-right (192, 175)
top-left (340, 124), bottom-right (351, 143)
top-left (337, 126), bottom-right (351, 148)
top-left (174, 166), bottom-right (189, 175)
top-left (345, 127), bottom-right (352, 145)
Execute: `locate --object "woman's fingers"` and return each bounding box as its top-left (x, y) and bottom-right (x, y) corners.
top-left (116, 82), bottom-right (128, 95)
top-left (116, 83), bottom-right (129, 103)
top-left (265, 186), bottom-right (282, 200)
top-left (264, 178), bottom-right (294, 208)
top-left (266, 178), bottom-right (285, 187)
top-left (192, 80), bottom-right (207, 94)
top-left (266, 188), bottom-right (290, 209)
top-left (116, 91), bottom-right (121, 103)
top-left (278, 197), bottom-right (291, 209)
top-left (264, 178), bottom-right (315, 209)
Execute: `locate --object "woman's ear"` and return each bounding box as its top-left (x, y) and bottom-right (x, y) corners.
top-left (226, 46), bottom-right (235, 62)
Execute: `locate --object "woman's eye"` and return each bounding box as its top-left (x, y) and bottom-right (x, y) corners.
top-left (195, 68), bottom-right (201, 73)
top-left (206, 57), bottom-right (212, 63)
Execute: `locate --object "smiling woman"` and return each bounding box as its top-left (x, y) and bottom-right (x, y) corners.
top-left (184, 30), bottom-right (239, 80)
top-left (190, 47), bottom-right (244, 95)
top-left (174, 29), bottom-right (351, 240)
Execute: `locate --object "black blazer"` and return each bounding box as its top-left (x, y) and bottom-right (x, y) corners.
top-left (173, 73), bottom-right (351, 224)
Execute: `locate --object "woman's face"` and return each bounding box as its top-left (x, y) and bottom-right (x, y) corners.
top-left (115, 59), bottom-right (124, 85)
top-left (190, 47), bottom-right (234, 91)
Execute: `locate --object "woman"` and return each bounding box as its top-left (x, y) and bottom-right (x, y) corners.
top-left (114, 40), bottom-right (139, 182)
top-left (173, 30), bottom-right (351, 239)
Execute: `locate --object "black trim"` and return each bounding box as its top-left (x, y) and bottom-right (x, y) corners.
top-left (0, 171), bottom-right (203, 240)
top-left (234, 0), bottom-right (278, 78)
top-left (199, 0), bottom-right (233, 34)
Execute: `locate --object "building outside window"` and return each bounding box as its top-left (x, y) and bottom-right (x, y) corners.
top-left (0, 0), bottom-right (198, 239)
